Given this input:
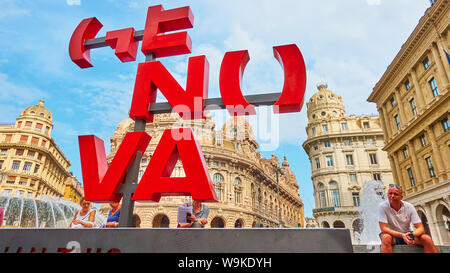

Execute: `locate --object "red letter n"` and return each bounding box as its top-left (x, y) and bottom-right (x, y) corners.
top-left (129, 56), bottom-right (209, 122)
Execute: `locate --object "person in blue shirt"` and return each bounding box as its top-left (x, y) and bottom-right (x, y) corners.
top-left (105, 202), bottom-right (121, 228)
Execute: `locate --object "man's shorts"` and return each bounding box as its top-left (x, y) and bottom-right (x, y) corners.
top-left (379, 233), bottom-right (407, 245)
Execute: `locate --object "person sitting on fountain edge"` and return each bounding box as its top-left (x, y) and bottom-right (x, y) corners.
top-left (378, 184), bottom-right (437, 253)
top-left (178, 200), bottom-right (209, 228)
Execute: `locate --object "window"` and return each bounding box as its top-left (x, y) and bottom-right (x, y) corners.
top-left (313, 145), bottom-right (318, 151)
top-left (363, 122), bottom-right (370, 129)
top-left (346, 154), bottom-right (354, 166)
top-left (373, 173), bottom-right (382, 181)
top-left (19, 135), bottom-right (28, 143)
top-left (423, 57), bottom-right (430, 70)
top-left (312, 127), bottom-right (316, 136)
top-left (0, 160), bottom-right (3, 169)
top-left (405, 80), bottom-right (411, 90)
top-left (11, 160), bottom-right (21, 170)
top-left (322, 124), bottom-right (328, 132)
top-left (35, 123), bottom-right (43, 131)
top-left (26, 151), bottom-right (35, 158)
top-left (41, 140), bottom-right (46, 147)
top-left (402, 147), bottom-right (409, 159)
top-left (213, 173), bottom-right (224, 183)
top-left (324, 141), bottom-right (331, 148)
top-left (34, 164), bottom-right (40, 174)
top-left (45, 127), bottom-right (50, 134)
top-left (394, 115), bottom-right (401, 130)
top-left (37, 153), bottom-right (42, 160)
top-left (326, 156), bottom-right (334, 167)
top-left (390, 97), bottom-right (396, 107)
top-left (315, 158), bottom-right (321, 169)
top-left (15, 149), bottom-right (24, 156)
top-left (352, 193), bottom-right (360, 207)
top-left (17, 121), bottom-right (22, 128)
top-left (230, 128), bottom-right (237, 136)
top-left (442, 118), bottom-right (449, 132)
top-left (369, 153), bottom-right (378, 165)
top-left (344, 139), bottom-right (352, 146)
top-left (319, 191), bottom-right (327, 208)
top-left (31, 137), bottom-right (39, 145)
top-left (236, 143), bottom-right (240, 152)
top-left (19, 177), bottom-right (27, 186)
top-left (366, 138), bottom-right (375, 145)
top-left (341, 123), bottom-right (348, 131)
top-left (425, 157), bottom-right (436, 178)
top-left (6, 176), bottom-right (16, 184)
top-left (429, 78), bottom-right (439, 97)
top-left (329, 182), bottom-right (340, 207)
top-left (24, 121), bottom-right (32, 129)
top-left (419, 134), bottom-right (427, 147)
top-left (409, 98), bottom-right (417, 116)
top-left (407, 168), bottom-right (415, 187)
top-left (349, 173), bottom-right (358, 182)
top-left (0, 149), bottom-right (6, 156)
top-left (5, 135), bottom-right (12, 143)
top-left (235, 190), bottom-right (242, 204)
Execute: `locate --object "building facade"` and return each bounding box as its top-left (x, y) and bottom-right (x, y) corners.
top-left (367, 0), bottom-right (450, 245)
top-left (0, 100), bottom-right (83, 201)
top-left (303, 84), bottom-right (394, 241)
top-left (106, 113), bottom-right (305, 228)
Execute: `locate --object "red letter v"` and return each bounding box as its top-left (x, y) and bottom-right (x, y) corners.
top-left (78, 131), bottom-right (151, 202)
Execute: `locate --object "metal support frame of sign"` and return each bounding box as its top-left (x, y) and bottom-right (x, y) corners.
top-left (83, 36), bottom-right (285, 227)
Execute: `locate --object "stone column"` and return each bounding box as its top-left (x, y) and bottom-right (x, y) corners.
top-left (378, 107), bottom-right (389, 141)
top-left (408, 139), bottom-right (424, 186)
top-left (426, 125), bottom-right (446, 181)
top-left (392, 153), bottom-right (406, 189)
top-left (389, 154), bottom-right (401, 188)
top-left (394, 88), bottom-right (407, 127)
top-left (410, 68), bottom-right (426, 112)
top-left (434, 41), bottom-right (450, 85)
top-left (381, 104), bottom-right (393, 139)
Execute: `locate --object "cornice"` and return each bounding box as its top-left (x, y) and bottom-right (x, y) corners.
top-left (369, 0), bottom-right (449, 102)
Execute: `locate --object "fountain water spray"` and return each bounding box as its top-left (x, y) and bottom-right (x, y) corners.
top-left (358, 180), bottom-right (386, 245)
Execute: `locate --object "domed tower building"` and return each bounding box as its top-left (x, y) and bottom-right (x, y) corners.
top-left (106, 113), bottom-right (305, 228)
top-left (0, 100), bottom-right (83, 201)
top-left (302, 84), bottom-right (394, 242)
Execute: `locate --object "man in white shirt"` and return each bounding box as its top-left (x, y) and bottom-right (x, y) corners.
top-left (378, 184), bottom-right (437, 253)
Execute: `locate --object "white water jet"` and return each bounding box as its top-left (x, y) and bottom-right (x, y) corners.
top-left (358, 180), bottom-right (386, 245)
top-left (0, 192), bottom-right (105, 228)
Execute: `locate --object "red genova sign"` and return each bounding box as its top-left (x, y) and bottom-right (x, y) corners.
top-left (69, 5), bottom-right (307, 203)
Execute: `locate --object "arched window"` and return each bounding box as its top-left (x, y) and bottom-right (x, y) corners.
top-left (329, 181), bottom-right (341, 207)
top-left (234, 177), bottom-right (242, 205)
top-left (317, 183), bottom-right (327, 208)
top-left (213, 173), bottom-right (224, 182)
top-left (213, 173), bottom-right (224, 201)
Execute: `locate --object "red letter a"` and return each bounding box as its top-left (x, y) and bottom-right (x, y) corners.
top-left (132, 128), bottom-right (217, 202)
top-left (78, 131), bottom-right (151, 202)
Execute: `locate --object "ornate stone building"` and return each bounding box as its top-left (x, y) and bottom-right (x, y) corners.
top-left (368, 0), bottom-right (450, 245)
top-left (0, 100), bottom-right (83, 201)
top-left (106, 113), bottom-right (305, 228)
top-left (303, 84), bottom-right (394, 241)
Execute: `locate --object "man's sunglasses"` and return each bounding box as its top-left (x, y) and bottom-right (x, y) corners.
top-left (389, 184), bottom-right (401, 189)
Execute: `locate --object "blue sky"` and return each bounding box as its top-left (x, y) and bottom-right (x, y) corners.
top-left (0, 0), bottom-right (431, 218)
